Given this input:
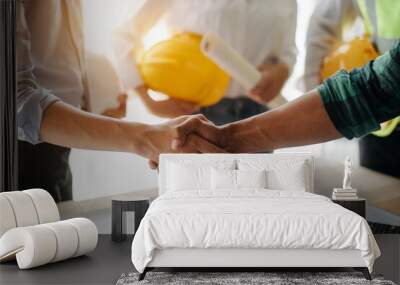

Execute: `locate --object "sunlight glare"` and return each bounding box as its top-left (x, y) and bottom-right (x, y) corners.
top-left (142, 22), bottom-right (171, 50)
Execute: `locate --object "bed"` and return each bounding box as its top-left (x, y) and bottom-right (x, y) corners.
top-left (131, 153), bottom-right (380, 280)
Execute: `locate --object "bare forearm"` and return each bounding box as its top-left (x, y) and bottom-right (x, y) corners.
top-left (40, 102), bottom-right (145, 153)
top-left (224, 90), bottom-right (341, 152)
top-left (40, 102), bottom-right (224, 162)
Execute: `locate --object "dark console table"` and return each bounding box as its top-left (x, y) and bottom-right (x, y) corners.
top-left (332, 198), bottom-right (366, 218)
top-left (112, 197), bottom-right (150, 242)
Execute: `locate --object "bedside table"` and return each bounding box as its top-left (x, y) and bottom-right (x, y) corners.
top-left (111, 198), bottom-right (150, 242)
top-left (332, 198), bottom-right (366, 218)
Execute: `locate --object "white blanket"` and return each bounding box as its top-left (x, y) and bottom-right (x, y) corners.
top-left (131, 190), bottom-right (380, 272)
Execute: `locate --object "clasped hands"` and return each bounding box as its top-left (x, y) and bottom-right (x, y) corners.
top-left (142, 114), bottom-right (234, 169)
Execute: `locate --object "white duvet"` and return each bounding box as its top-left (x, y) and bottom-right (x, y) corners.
top-left (131, 190), bottom-right (380, 273)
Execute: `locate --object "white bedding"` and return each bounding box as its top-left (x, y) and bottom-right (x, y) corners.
top-left (131, 190), bottom-right (380, 273)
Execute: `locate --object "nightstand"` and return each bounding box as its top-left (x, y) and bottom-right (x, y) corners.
top-left (332, 198), bottom-right (366, 218)
top-left (111, 198), bottom-right (150, 242)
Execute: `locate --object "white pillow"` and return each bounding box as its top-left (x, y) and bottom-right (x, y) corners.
top-left (167, 163), bottom-right (210, 191)
top-left (211, 169), bottom-right (236, 190)
top-left (167, 160), bottom-right (235, 191)
top-left (211, 169), bottom-right (267, 190)
top-left (236, 169), bottom-right (267, 189)
top-left (238, 159), bottom-right (308, 191)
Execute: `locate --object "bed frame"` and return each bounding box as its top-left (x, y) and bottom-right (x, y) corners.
top-left (139, 248), bottom-right (371, 280)
top-left (138, 154), bottom-right (372, 281)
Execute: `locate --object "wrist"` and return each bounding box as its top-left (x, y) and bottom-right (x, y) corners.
top-left (221, 116), bottom-right (276, 153)
top-left (120, 121), bottom-right (150, 155)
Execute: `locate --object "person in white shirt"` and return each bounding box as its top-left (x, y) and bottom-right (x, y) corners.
top-left (302, 0), bottom-right (359, 92)
top-left (17, 0), bottom-right (221, 201)
top-left (114, 0), bottom-right (297, 125)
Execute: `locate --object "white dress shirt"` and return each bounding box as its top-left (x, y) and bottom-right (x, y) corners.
top-left (114, 0), bottom-right (297, 99)
top-left (17, 0), bottom-right (88, 144)
top-left (301, 0), bottom-right (359, 92)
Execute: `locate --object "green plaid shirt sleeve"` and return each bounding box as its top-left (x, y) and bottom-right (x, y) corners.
top-left (318, 42), bottom-right (400, 139)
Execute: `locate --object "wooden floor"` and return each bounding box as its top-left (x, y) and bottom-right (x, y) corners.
top-left (0, 235), bottom-right (398, 285)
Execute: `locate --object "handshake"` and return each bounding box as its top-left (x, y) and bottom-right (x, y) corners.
top-left (139, 114), bottom-right (249, 169)
top-left (135, 89), bottom-right (342, 168)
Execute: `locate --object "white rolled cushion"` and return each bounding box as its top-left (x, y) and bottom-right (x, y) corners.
top-left (1, 192), bottom-right (39, 227)
top-left (64, 218), bottom-right (98, 257)
top-left (42, 222), bottom-right (79, 262)
top-left (0, 218), bottom-right (97, 269)
top-left (236, 169), bottom-right (267, 189)
top-left (0, 226), bottom-right (57, 269)
top-left (211, 168), bottom-right (236, 190)
top-left (23, 189), bottom-right (59, 224)
top-left (0, 196), bottom-right (16, 237)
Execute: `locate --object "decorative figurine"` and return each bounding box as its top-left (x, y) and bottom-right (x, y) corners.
top-left (342, 156), bottom-right (352, 190)
top-left (332, 156), bottom-right (358, 200)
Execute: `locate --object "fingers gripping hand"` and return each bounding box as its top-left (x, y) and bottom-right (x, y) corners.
top-left (148, 160), bottom-right (158, 170)
top-left (171, 115), bottom-right (223, 151)
top-left (168, 98), bottom-right (201, 116)
top-left (248, 63), bottom-right (289, 104)
top-left (101, 93), bottom-right (128, 118)
top-left (146, 131), bottom-right (225, 171)
top-left (179, 133), bottom-right (226, 154)
top-left (136, 85), bottom-right (200, 118)
top-left (143, 115), bottom-right (225, 170)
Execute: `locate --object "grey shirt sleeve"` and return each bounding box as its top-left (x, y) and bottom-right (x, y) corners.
top-left (16, 0), bottom-right (60, 144)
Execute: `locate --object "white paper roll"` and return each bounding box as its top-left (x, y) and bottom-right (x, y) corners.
top-left (201, 32), bottom-right (261, 90)
top-left (64, 218), bottom-right (98, 257)
top-left (1, 192), bottom-right (39, 227)
top-left (24, 189), bottom-right (60, 224)
top-left (0, 196), bottom-right (16, 238)
top-left (201, 32), bottom-right (287, 108)
top-left (43, 222), bottom-right (78, 262)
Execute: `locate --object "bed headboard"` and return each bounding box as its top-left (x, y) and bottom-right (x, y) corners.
top-left (158, 153), bottom-right (314, 195)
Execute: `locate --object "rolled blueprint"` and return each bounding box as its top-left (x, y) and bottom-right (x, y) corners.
top-left (200, 32), bottom-right (287, 108)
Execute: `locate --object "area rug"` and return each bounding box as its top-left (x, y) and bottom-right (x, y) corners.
top-left (116, 272), bottom-right (396, 285)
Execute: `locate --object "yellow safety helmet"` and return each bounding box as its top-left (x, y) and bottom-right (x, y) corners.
top-left (137, 32), bottom-right (230, 107)
top-left (373, 116), bottom-right (400, 137)
top-left (320, 36), bottom-right (379, 80)
top-left (321, 36), bottom-right (399, 137)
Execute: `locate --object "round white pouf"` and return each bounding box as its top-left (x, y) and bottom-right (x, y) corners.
top-left (42, 221), bottom-right (79, 262)
top-left (64, 218), bottom-right (98, 257)
top-left (1, 192), bottom-right (39, 227)
top-left (0, 226), bottom-right (57, 269)
top-left (0, 218), bottom-right (98, 269)
top-left (24, 189), bottom-right (60, 224)
top-left (0, 196), bottom-right (17, 237)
